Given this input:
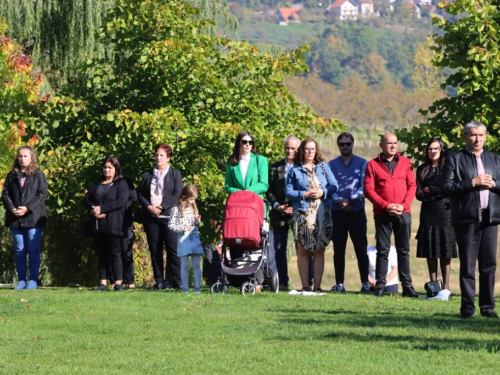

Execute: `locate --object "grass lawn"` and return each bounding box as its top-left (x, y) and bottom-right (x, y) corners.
top-left (1, 287), bottom-right (499, 374)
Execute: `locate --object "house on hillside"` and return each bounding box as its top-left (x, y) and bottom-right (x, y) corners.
top-left (325, 0), bottom-right (358, 20)
top-left (277, 8), bottom-right (301, 25)
top-left (358, 0), bottom-right (374, 15)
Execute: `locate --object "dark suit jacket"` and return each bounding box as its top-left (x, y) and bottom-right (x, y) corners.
top-left (138, 167), bottom-right (183, 221)
top-left (266, 159), bottom-right (293, 227)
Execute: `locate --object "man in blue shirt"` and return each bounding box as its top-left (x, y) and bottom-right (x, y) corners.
top-left (328, 132), bottom-right (370, 293)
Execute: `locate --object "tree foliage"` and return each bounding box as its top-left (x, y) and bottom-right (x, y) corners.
top-left (30, 0), bottom-right (342, 285)
top-left (398, 0), bottom-right (500, 162)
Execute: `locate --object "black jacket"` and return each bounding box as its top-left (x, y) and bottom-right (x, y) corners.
top-left (442, 148), bottom-right (500, 225)
top-left (266, 159), bottom-right (293, 227)
top-left (138, 168), bottom-right (183, 221)
top-left (2, 170), bottom-right (48, 229)
top-left (84, 178), bottom-right (129, 235)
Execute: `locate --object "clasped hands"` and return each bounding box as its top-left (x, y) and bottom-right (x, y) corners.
top-left (338, 198), bottom-right (351, 212)
top-left (305, 188), bottom-right (324, 200)
top-left (147, 204), bottom-right (163, 217)
top-left (11, 206), bottom-right (29, 217)
top-left (91, 206), bottom-right (106, 219)
top-left (473, 174), bottom-right (495, 189)
top-left (277, 204), bottom-right (293, 215)
top-left (386, 203), bottom-right (404, 216)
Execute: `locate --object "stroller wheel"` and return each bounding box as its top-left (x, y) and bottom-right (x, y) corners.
top-left (270, 270), bottom-right (279, 293)
top-left (241, 281), bottom-right (256, 296)
top-left (210, 281), bottom-right (227, 294)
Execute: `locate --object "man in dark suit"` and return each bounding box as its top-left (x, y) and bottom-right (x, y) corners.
top-left (442, 121), bottom-right (500, 318)
top-left (267, 136), bottom-right (301, 290)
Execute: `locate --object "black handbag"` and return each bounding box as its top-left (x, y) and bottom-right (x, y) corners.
top-left (424, 280), bottom-right (442, 298)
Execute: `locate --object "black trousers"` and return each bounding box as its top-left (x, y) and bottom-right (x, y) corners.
top-left (331, 209), bottom-right (369, 284)
top-left (374, 213), bottom-right (412, 288)
top-left (143, 218), bottom-right (181, 287)
top-left (273, 224), bottom-right (291, 286)
top-left (121, 228), bottom-right (135, 285)
top-left (93, 233), bottom-right (123, 281)
top-left (455, 220), bottom-right (497, 316)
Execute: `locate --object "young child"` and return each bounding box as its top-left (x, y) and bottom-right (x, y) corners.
top-left (168, 185), bottom-right (204, 292)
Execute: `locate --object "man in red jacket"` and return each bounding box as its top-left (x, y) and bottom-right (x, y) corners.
top-left (364, 133), bottom-right (420, 298)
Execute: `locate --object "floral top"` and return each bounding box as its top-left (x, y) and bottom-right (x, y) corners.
top-left (168, 205), bottom-right (200, 234)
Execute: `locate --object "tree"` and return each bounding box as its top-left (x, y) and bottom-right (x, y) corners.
top-left (412, 39), bottom-right (443, 91)
top-left (398, 0), bottom-right (500, 162)
top-left (30, 0), bottom-right (343, 285)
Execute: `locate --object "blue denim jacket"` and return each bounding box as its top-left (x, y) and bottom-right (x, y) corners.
top-left (285, 162), bottom-right (339, 211)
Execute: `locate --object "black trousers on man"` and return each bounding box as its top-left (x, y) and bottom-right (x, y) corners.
top-left (374, 213), bottom-right (412, 288)
top-left (143, 217), bottom-right (181, 288)
top-left (331, 209), bottom-right (369, 284)
top-left (273, 224), bottom-right (290, 287)
top-left (455, 219), bottom-right (498, 316)
top-left (120, 228), bottom-right (135, 285)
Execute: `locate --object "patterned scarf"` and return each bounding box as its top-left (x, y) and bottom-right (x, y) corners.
top-left (153, 166), bottom-right (169, 195)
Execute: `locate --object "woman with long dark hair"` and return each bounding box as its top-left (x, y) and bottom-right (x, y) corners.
top-left (84, 157), bottom-right (129, 291)
top-left (138, 144), bottom-right (183, 290)
top-left (415, 138), bottom-right (457, 300)
top-left (225, 131), bottom-right (268, 199)
top-left (2, 146), bottom-right (47, 290)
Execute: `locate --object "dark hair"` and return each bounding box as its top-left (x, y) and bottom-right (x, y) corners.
top-left (419, 138), bottom-right (448, 181)
top-left (228, 131), bottom-right (258, 166)
top-left (294, 138), bottom-right (324, 166)
top-left (102, 157), bottom-right (124, 182)
top-left (11, 146), bottom-right (39, 175)
top-left (177, 184), bottom-right (199, 217)
top-left (155, 143), bottom-right (173, 158)
top-left (337, 132), bottom-right (354, 143)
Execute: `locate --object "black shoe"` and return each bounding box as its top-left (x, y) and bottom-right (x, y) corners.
top-left (481, 310), bottom-right (499, 319)
top-left (373, 286), bottom-right (385, 297)
top-left (402, 286), bottom-right (421, 298)
top-left (114, 284), bottom-right (124, 291)
top-left (154, 282), bottom-right (162, 290)
top-left (94, 284), bottom-right (108, 291)
top-left (460, 311), bottom-right (474, 319)
top-left (162, 280), bottom-right (174, 289)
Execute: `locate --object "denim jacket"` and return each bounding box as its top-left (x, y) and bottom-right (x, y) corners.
top-left (285, 162), bottom-right (339, 211)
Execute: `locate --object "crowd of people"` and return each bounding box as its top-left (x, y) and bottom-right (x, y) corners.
top-left (2, 121), bottom-right (498, 318)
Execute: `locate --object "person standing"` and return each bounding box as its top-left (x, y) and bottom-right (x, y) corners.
top-left (328, 132), bottom-right (369, 293)
top-left (415, 138), bottom-right (456, 301)
top-left (138, 144), bottom-right (183, 290)
top-left (442, 121), bottom-right (500, 318)
top-left (84, 157), bottom-right (130, 291)
top-left (364, 133), bottom-right (420, 298)
top-left (286, 138), bottom-right (338, 292)
top-left (266, 135), bottom-right (301, 291)
top-left (2, 146), bottom-right (47, 290)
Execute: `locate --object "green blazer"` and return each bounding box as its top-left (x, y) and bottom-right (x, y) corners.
top-left (225, 153), bottom-right (269, 199)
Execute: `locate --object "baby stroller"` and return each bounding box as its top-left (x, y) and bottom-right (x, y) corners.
top-left (210, 190), bottom-right (279, 295)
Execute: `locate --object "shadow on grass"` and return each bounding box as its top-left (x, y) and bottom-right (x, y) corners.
top-left (271, 306), bottom-right (500, 352)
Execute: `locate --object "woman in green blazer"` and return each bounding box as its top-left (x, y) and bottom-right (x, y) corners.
top-left (225, 131), bottom-right (268, 199)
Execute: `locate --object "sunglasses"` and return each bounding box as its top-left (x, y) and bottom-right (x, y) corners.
top-left (241, 140), bottom-right (254, 145)
top-left (339, 142), bottom-right (352, 147)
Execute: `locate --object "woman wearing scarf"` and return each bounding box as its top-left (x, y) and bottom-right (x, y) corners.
top-left (138, 144), bottom-right (183, 290)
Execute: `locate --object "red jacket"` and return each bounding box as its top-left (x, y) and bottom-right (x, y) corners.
top-left (364, 153), bottom-right (416, 216)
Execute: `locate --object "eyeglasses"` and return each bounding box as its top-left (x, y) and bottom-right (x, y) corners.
top-left (241, 140), bottom-right (254, 145)
top-left (339, 142), bottom-right (352, 147)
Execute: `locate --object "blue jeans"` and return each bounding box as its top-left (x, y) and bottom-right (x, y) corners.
top-left (11, 228), bottom-right (43, 282)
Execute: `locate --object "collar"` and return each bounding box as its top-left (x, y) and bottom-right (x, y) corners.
top-left (463, 146), bottom-right (484, 157)
top-left (380, 153), bottom-right (399, 163)
top-left (241, 154), bottom-right (251, 162)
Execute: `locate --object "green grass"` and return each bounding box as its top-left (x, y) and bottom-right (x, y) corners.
top-left (1, 288), bottom-right (499, 374)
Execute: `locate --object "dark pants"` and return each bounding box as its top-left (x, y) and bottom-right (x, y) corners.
top-left (273, 224), bottom-right (291, 286)
top-left (455, 220), bottom-right (498, 316)
top-left (331, 209), bottom-right (369, 284)
top-left (121, 228), bottom-right (135, 285)
top-left (93, 233), bottom-right (123, 281)
top-left (143, 218), bottom-right (181, 287)
top-left (374, 213), bottom-right (412, 288)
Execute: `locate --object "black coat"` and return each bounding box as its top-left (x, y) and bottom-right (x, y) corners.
top-left (266, 159), bottom-right (293, 227)
top-left (442, 148), bottom-right (500, 225)
top-left (2, 170), bottom-right (48, 229)
top-left (84, 178), bottom-right (129, 235)
top-left (138, 168), bottom-right (183, 221)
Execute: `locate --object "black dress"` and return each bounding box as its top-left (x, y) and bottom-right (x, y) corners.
top-left (415, 164), bottom-right (457, 259)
